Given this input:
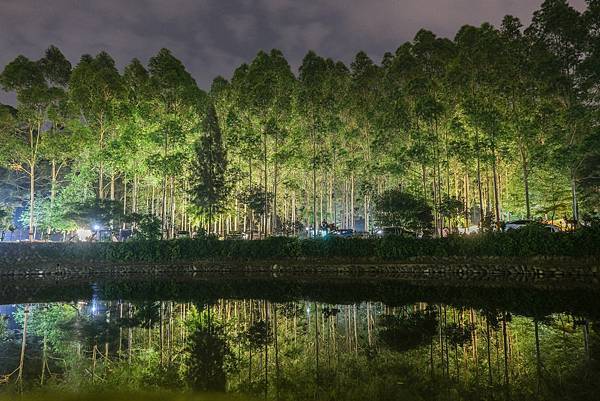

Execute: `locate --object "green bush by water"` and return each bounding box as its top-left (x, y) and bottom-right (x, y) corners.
top-left (1, 224), bottom-right (599, 263)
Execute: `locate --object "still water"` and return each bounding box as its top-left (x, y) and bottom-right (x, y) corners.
top-left (0, 273), bottom-right (599, 401)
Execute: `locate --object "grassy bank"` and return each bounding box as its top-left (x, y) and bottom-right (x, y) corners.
top-left (1, 224), bottom-right (599, 266)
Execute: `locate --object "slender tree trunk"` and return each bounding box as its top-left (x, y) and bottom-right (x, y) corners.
top-left (47, 160), bottom-right (58, 237)
top-left (40, 335), bottom-right (47, 385)
top-left (132, 174), bottom-right (138, 214)
top-left (570, 170), bottom-right (579, 224)
top-left (273, 132), bottom-right (279, 233)
top-left (350, 173), bottom-right (355, 230)
top-left (28, 162), bottom-right (35, 242)
top-left (98, 119), bottom-right (105, 200)
top-left (520, 146), bottom-right (531, 220)
top-left (169, 176), bottom-right (176, 237)
top-left (264, 129), bottom-right (268, 237)
top-left (492, 150), bottom-right (501, 227)
top-left (477, 157), bottom-right (484, 228)
top-left (264, 302), bottom-right (269, 399)
top-left (110, 173), bottom-right (116, 200)
top-left (535, 320), bottom-right (542, 395)
top-left (122, 178), bottom-right (127, 230)
top-left (161, 175), bottom-right (167, 238)
top-left (312, 130), bottom-right (317, 237)
top-left (17, 305), bottom-right (29, 385)
top-left (274, 305), bottom-right (280, 401)
top-left (487, 318), bottom-right (493, 386)
top-left (464, 172), bottom-right (470, 228)
top-left (314, 302), bottom-right (319, 387)
top-left (502, 313), bottom-right (510, 397)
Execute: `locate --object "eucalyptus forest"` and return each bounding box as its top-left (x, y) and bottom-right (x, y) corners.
top-left (0, 0), bottom-right (597, 241)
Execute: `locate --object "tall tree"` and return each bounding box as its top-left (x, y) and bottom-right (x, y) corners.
top-left (148, 48), bottom-right (204, 237)
top-left (69, 51), bottom-right (122, 200)
top-left (190, 103), bottom-right (230, 230)
top-left (0, 46), bottom-right (71, 240)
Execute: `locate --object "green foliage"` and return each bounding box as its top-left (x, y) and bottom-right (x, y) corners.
top-left (2, 225), bottom-right (599, 264)
top-left (190, 103), bottom-right (230, 222)
top-left (0, 206), bottom-right (15, 241)
top-left (374, 189), bottom-right (433, 231)
top-left (378, 309), bottom-right (438, 352)
top-left (239, 186), bottom-right (273, 218)
top-left (439, 196), bottom-right (464, 220)
top-left (13, 304), bottom-right (77, 353)
top-left (185, 310), bottom-right (235, 392)
top-left (64, 199), bottom-right (126, 230)
top-left (0, 0), bottom-right (599, 239)
top-left (0, 314), bottom-right (8, 341)
top-left (132, 214), bottom-right (162, 240)
top-left (245, 320), bottom-right (272, 350)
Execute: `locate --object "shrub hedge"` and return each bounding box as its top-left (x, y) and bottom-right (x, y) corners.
top-left (1, 224), bottom-right (599, 264)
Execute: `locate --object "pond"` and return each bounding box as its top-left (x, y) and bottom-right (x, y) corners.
top-left (0, 272), bottom-right (599, 401)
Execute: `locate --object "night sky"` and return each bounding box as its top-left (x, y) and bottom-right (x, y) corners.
top-left (0, 0), bottom-right (587, 103)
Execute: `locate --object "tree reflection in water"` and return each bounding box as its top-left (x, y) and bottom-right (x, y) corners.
top-left (0, 278), bottom-right (599, 401)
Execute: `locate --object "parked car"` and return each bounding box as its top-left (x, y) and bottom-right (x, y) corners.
top-left (374, 226), bottom-right (418, 238)
top-left (353, 231), bottom-right (370, 238)
top-left (242, 231), bottom-right (262, 240)
top-left (330, 229), bottom-right (355, 238)
top-left (504, 220), bottom-right (533, 230)
top-left (544, 224), bottom-right (562, 233)
top-left (225, 232), bottom-right (244, 240)
top-left (504, 220), bottom-right (561, 232)
top-left (176, 230), bottom-right (191, 239)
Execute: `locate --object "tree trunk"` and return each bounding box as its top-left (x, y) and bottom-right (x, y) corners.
top-left (17, 305), bottom-right (29, 385)
top-left (520, 147), bottom-right (531, 220)
top-left (535, 320), bottom-right (542, 395)
top-left (161, 176), bottom-right (167, 238)
top-left (502, 313), bottom-right (510, 397)
top-left (47, 160), bottom-right (58, 237)
top-left (350, 173), bottom-right (355, 230)
top-left (169, 176), bottom-right (176, 237)
top-left (492, 151), bottom-right (501, 227)
top-left (40, 335), bottom-right (47, 385)
top-left (312, 133), bottom-right (317, 237)
top-left (28, 162), bottom-right (35, 242)
top-left (110, 173), bottom-right (116, 200)
top-left (570, 171), bottom-right (579, 224)
top-left (487, 318), bottom-right (492, 386)
top-left (264, 129), bottom-right (269, 237)
top-left (273, 132), bottom-right (279, 233)
top-left (477, 157), bottom-right (484, 228)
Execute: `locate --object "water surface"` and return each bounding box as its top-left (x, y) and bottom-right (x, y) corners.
top-left (0, 272), bottom-right (599, 401)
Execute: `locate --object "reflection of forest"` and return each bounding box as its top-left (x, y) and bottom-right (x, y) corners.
top-left (1, 296), bottom-right (598, 400)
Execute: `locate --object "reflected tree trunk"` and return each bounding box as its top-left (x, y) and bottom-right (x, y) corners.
top-left (486, 318), bottom-right (492, 387)
top-left (17, 304), bottom-right (29, 387)
top-left (314, 302), bottom-right (319, 387)
top-left (502, 313), bottom-right (510, 399)
top-left (40, 335), bottom-right (47, 385)
top-left (534, 319), bottom-right (542, 395)
top-left (274, 304), bottom-right (280, 401)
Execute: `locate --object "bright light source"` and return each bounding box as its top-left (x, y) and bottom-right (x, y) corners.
top-left (93, 224), bottom-right (100, 231)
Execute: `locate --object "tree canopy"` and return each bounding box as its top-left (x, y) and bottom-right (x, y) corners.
top-left (0, 1), bottom-right (598, 240)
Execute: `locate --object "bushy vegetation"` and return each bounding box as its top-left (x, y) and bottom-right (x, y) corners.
top-left (2, 224), bottom-right (599, 264)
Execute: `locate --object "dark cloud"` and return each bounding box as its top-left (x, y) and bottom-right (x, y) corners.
top-left (0, 0), bottom-right (587, 103)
